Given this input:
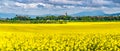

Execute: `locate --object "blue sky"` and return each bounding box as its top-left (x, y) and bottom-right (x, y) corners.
top-left (0, 0), bottom-right (120, 15)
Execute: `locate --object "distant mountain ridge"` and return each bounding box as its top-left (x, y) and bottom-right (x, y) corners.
top-left (71, 10), bottom-right (105, 16)
top-left (105, 13), bottom-right (120, 16)
top-left (71, 10), bottom-right (120, 16)
top-left (0, 13), bottom-right (37, 18)
top-left (0, 13), bottom-right (16, 18)
top-left (1, 11), bottom-right (120, 18)
top-left (41, 14), bottom-right (60, 16)
top-left (0, 13), bottom-right (60, 18)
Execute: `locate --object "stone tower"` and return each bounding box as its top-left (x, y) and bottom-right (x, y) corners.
top-left (65, 12), bottom-right (67, 16)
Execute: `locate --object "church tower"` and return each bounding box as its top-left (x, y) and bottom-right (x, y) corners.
top-left (65, 12), bottom-right (67, 16)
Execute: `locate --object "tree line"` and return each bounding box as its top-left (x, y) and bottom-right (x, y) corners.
top-left (0, 15), bottom-right (120, 24)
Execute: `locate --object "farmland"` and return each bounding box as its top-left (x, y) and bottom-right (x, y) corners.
top-left (0, 22), bottom-right (120, 51)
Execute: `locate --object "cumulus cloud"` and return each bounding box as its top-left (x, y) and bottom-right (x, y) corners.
top-left (15, 2), bottom-right (46, 8)
top-left (0, 0), bottom-right (120, 15)
top-left (2, 0), bottom-right (120, 9)
top-left (106, 0), bottom-right (120, 3)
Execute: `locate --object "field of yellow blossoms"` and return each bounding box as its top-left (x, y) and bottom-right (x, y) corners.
top-left (0, 22), bottom-right (120, 51)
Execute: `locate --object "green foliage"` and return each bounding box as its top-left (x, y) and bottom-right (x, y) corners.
top-left (0, 15), bottom-right (120, 24)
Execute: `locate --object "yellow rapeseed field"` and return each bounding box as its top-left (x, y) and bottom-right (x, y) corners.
top-left (0, 22), bottom-right (120, 51)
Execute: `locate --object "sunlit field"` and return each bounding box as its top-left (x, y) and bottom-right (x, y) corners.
top-left (0, 22), bottom-right (120, 51)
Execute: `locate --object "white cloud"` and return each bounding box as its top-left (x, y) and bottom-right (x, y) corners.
top-left (3, 3), bottom-right (9, 6)
top-left (15, 2), bottom-right (46, 8)
top-left (49, 0), bottom-right (83, 5)
top-left (1, 0), bottom-right (120, 16)
top-left (63, 5), bottom-right (75, 8)
top-left (15, 2), bottom-right (26, 8)
top-left (44, 4), bottom-right (54, 8)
